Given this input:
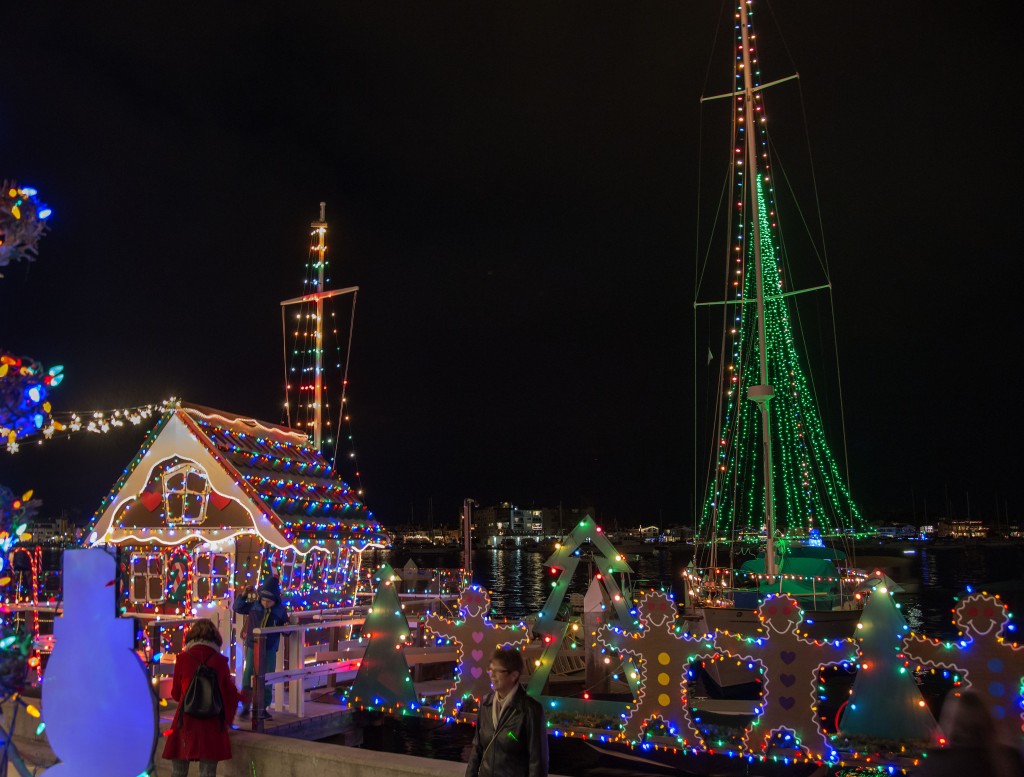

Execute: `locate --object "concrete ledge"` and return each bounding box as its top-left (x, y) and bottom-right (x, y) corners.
top-left (9, 730), bottom-right (466, 777)
top-left (5, 699), bottom-right (566, 777)
top-left (215, 732), bottom-right (470, 777)
top-left (10, 728), bottom-right (569, 777)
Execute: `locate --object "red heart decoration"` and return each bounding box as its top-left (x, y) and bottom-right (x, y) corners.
top-left (140, 489), bottom-right (161, 512)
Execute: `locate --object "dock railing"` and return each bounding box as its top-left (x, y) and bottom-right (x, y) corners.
top-left (5, 591), bottom-right (463, 731)
top-left (246, 592), bottom-right (460, 731)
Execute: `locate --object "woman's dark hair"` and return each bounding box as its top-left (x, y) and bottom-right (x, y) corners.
top-left (491, 646), bottom-right (524, 676)
top-left (185, 618), bottom-right (223, 648)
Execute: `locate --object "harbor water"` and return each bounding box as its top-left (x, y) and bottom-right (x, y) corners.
top-left (383, 543), bottom-right (1024, 639)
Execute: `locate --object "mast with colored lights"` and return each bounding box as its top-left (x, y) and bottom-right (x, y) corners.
top-left (280, 203), bottom-right (358, 453)
top-left (736, 0), bottom-right (777, 576)
top-left (693, 0), bottom-right (866, 597)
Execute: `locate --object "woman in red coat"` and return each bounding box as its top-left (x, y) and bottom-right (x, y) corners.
top-left (163, 618), bottom-right (239, 777)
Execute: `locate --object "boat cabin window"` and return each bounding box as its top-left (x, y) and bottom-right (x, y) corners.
top-left (161, 463), bottom-right (211, 525)
top-left (331, 547), bottom-right (354, 588)
top-left (129, 552), bottom-right (166, 603)
top-left (274, 548), bottom-right (305, 590)
top-left (193, 552), bottom-right (232, 601)
top-left (303, 549), bottom-right (330, 588)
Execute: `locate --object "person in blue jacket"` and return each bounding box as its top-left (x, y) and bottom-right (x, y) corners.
top-left (233, 561), bottom-right (288, 718)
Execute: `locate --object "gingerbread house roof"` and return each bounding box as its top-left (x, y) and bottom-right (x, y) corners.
top-left (88, 402), bottom-right (389, 554)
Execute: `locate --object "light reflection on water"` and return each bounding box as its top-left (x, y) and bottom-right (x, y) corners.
top-left (894, 544), bottom-right (1024, 640)
top-left (473, 548), bottom-right (693, 620)
top-left (376, 547), bottom-right (694, 620)
top-left (484, 549), bottom-right (547, 620)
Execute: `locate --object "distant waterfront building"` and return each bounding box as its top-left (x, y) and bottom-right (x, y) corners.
top-left (876, 524), bottom-right (917, 539)
top-left (935, 519), bottom-right (987, 539)
top-left (472, 502), bottom-right (594, 548)
top-left (25, 515), bottom-right (77, 545)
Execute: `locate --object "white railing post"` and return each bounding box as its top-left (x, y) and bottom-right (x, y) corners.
top-left (289, 627), bottom-right (304, 716)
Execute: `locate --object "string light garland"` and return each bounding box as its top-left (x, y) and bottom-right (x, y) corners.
top-left (698, 2), bottom-right (866, 542)
top-left (3, 393), bottom-right (175, 454)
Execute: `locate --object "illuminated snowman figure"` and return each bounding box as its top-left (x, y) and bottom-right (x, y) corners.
top-left (42, 549), bottom-right (157, 776)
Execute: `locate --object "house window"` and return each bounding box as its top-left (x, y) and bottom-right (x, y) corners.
top-left (193, 552), bottom-right (231, 601)
top-left (274, 548), bottom-right (305, 590)
top-left (129, 553), bottom-right (166, 603)
top-left (332, 548), bottom-right (355, 588)
top-left (161, 463), bottom-right (211, 525)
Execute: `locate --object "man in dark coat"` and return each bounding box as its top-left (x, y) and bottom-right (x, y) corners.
top-left (232, 562), bottom-right (288, 718)
top-left (466, 646), bottom-right (548, 777)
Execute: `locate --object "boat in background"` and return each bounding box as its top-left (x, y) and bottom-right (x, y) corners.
top-left (683, 0), bottom-right (868, 684)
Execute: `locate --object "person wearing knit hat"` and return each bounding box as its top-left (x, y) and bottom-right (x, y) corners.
top-left (233, 560), bottom-right (288, 719)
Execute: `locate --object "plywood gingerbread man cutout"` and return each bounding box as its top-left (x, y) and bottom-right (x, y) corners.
top-left (425, 585), bottom-right (527, 718)
top-left (712, 594), bottom-right (857, 759)
top-left (598, 591), bottom-right (703, 746)
top-left (903, 592), bottom-right (1024, 746)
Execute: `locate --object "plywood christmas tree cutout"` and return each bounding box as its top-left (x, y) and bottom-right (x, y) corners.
top-left (527, 516), bottom-right (634, 696)
top-left (348, 563), bottom-right (418, 710)
top-left (839, 580), bottom-right (938, 742)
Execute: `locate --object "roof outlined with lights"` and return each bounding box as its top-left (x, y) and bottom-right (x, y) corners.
top-left (89, 401), bottom-right (389, 554)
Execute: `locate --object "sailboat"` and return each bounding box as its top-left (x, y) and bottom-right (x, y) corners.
top-left (684, 0), bottom-right (869, 676)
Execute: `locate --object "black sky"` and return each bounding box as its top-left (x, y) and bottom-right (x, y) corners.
top-left (1, 2), bottom-right (1018, 528)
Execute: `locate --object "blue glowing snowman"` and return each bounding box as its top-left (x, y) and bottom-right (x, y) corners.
top-left (42, 549), bottom-right (158, 776)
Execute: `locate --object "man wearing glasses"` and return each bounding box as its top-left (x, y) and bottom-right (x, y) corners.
top-left (466, 647), bottom-right (548, 777)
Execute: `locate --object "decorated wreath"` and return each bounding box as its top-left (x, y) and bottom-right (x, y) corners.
top-left (0, 183), bottom-right (51, 271)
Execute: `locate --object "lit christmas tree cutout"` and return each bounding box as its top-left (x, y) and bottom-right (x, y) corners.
top-left (838, 578), bottom-right (938, 743)
top-left (527, 516), bottom-right (635, 696)
top-left (348, 563), bottom-right (418, 710)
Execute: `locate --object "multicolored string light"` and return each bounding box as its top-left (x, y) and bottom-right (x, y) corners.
top-left (699, 3), bottom-right (865, 541)
top-left (0, 183), bottom-right (51, 271)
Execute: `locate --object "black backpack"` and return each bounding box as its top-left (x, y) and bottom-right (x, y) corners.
top-left (181, 654), bottom-right (224, 720)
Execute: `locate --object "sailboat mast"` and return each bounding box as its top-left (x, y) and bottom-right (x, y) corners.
top-left (281, 205), bottom-right (359, 456)
top-left (737, 0), bottom-right (777, 576)
top-left (312, 202), bottom-right (328, 451)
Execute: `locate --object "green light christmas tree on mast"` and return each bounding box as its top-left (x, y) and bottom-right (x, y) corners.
top-left (696, 2), bottom-right (866, 549)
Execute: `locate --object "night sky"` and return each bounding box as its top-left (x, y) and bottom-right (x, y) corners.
top-left (1, 2), bottom-right (1017, 529)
